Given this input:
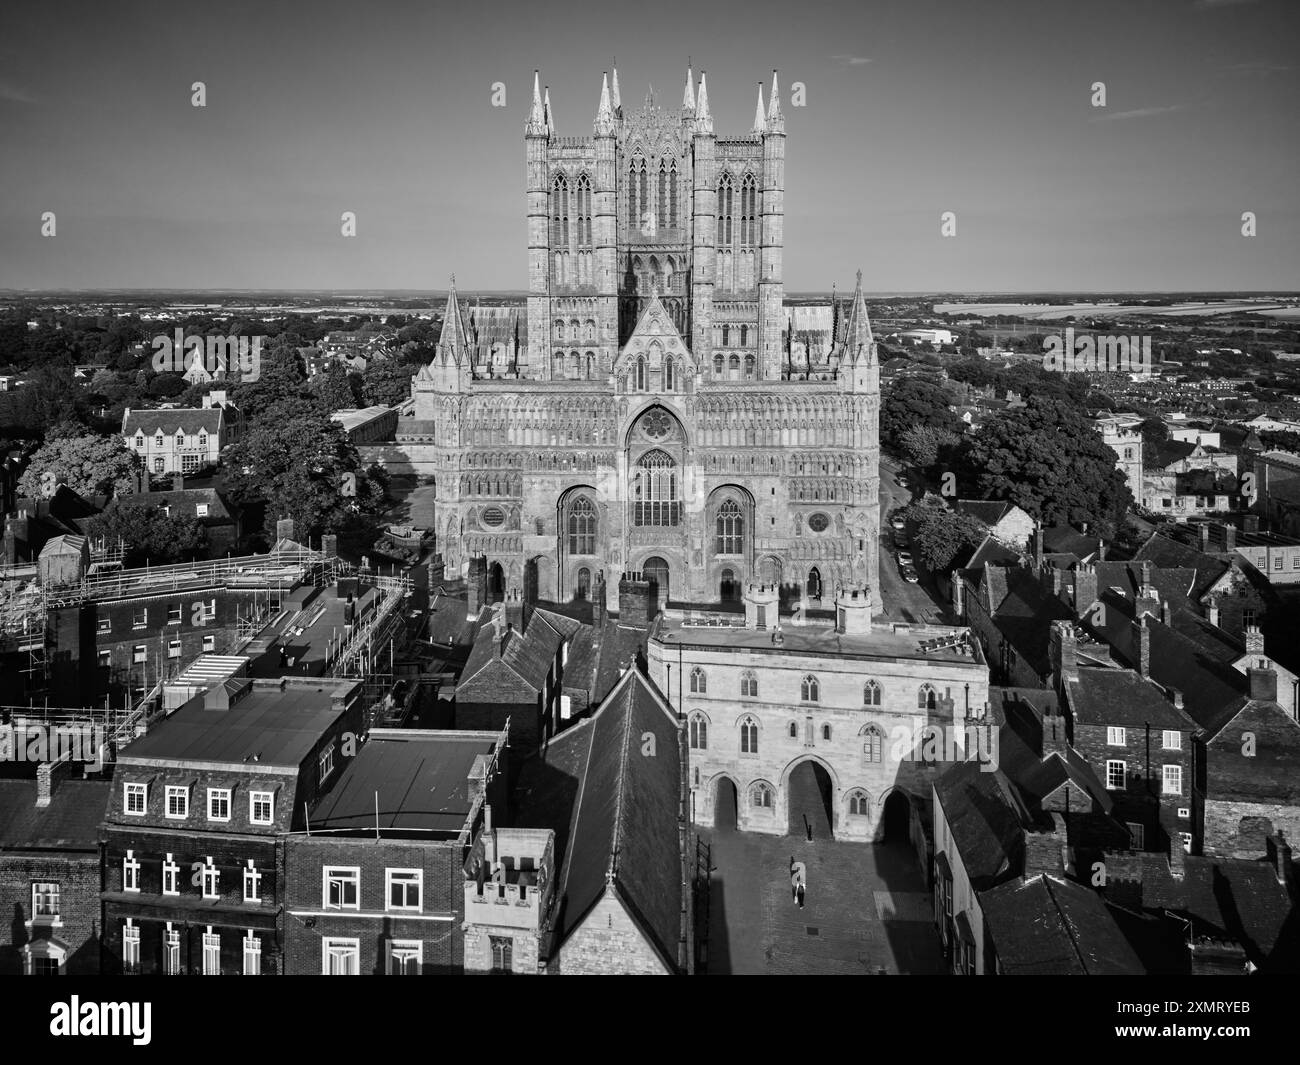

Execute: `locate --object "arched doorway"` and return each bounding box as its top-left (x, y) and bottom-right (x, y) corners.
top-left (882, 790), bottom-right (912, 845)
top-left (787, 760), bottom-right (834, 840)
top-left (487, 562), bottom-right (505, 603)
top-left (719, 568), bottom-right (738, 602)
top-left (576, 567), bottom-right (590, 601)
top-left (713, 777), bottom-right (738, 831)
top-left (806, 567), bottom-right (823, 601)
top-left (642, 555), bottom-right (669, 608)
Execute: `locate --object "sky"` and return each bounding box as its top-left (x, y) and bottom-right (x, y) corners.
top-left (1, 0), bottom-right (1297, 293)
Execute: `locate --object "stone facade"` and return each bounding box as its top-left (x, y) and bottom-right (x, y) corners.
top-left (400, 68), bottom-right (881, 614)
top-left (649, 590), bottom-right (990, 842)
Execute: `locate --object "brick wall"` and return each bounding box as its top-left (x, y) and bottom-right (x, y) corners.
top-left (0, 851), bottom-right (102, 975)
top-left (1073, 722), bottom-right (1192, 847)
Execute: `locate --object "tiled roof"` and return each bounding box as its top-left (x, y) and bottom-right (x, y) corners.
top-left (122, 408), bottom-right (224, 436)
top-left (982, 874), bottom-right (1145, 974)
top-left (0, 779), bottom-right (110, 850)
top-left (952, 499), bottom-right (1019, 527)
top-left (933, 761), bottom-right (1026, 890)
top-left (1066, 668), bottom-right (1200, 732)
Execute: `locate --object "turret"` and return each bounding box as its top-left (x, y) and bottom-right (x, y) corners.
top-left (525, 70), bottom-right (551, 380)
top-left (594, 71), bottom-right (616, 137)
top-left (592, 72), bottom-right (618, 378)
top-left (752, 82), bottom-right (766, 135)
top-left (525, 70), bottom-right (547, 137)
top-left (690, 72), bottom-right (717, 360)
top-left (758, 70), bottom-right (785, 379)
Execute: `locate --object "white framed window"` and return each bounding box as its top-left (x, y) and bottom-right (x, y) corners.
top-left (123, 782), bottom-right (147, 815)
top-left (243, 931), bottom-right (261, 975)
top-left (207, 788), bottom-right (231, 822)
top-left (201, 858), bottom-right (219, 900)
top-left (249, 791), bottom-right (274, 826)
top-left (165, 785), bottom-right (189, 819)
top-left (1106, 760), bottom-right (1126, 790)
top-left (1162, 730), bottom-right (1181, 751)
top-left (1180, 832), bottom-right (1193, 853)
top-left (32, 881), bottom-right (60, 920)
top-left (319, 742), bottom-right (335, 784)
top-left (122, 920), bottom-right (140, 970)
top-left (98, 649), bottom-right (111, 668)
top-left (388, 940), bottom-right (422, 975)
top-left (386, 869), bottom-right (422, 912)
top-left (202, 929), bottom-right (220, 975)
top-left (167, 604), bottom-right (182, 624)
top-left (164, 926), bottom-right (181, 975)
top-left (1162, 764), bottom-right (1182, 795)
top-left (132, 645), bottom-right (147, 664)
top-left (167, 639), bottom-right (182, 659)
top-left (1107, 726), bottom-right (1126, 746)
top-left (202, 634), bottom-right (216, 653)
top-left (1177, 807), bottom-right (1190, 820)
top-left (196, 503), bottom-right (209, 517)
top-left (324, 867), bottom-right (360, 911)
top-left (97, 617), bottom-right (111, 634)
top-left (162, 854), bottom-right (179, 896)
top-left (133, 607), bottom-right (148, 628)
top-left (123, 850), bottom-right (140, 893)
top-left (243, 860), bottom-right (262, 904)
top-left (323, 938), bottom-right (360, 975)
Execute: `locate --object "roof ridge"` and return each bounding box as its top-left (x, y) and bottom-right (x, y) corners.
top-left (607, 671), bottom-right (638, 884)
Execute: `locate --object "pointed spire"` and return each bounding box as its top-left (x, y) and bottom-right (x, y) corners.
top-left (682, 63), bottom-right (695, 112)
top-left (438, 275), bottom-right (469, 358)
top-left (753, 82), bottom-right (767, 134)
top-left (611, 61), bottom-right (621, 113)
top-left (526, 70), bottom-right (546, 136)
top-left (595, 71), bottom-right (616, 136)
top-left (768, 69), bottom-right (785, 132)
top-left (695, 71), bottom-right (713, 135)
top-left (842, 269), bottom-right (873, 359)
top-left (544, 86), bottom-right (554, 134)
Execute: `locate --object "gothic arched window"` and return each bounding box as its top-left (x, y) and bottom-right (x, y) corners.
top-left (751, 782), bottom-right (772, 808)
top-left (690, 667), bottom-right (707, 695)
top-left (716, 499), bottom-right (743, 555)
top-left (743, 354), bottom-right (755, 379)
top-left (668, 162), bottom-right (678, 228)
top-left (741, 173), bottom-right (757, 247)
top-left (848, 790), bottom-right (870, 816)
top-left (634, 449), bottom-right (679, 527)
top-left (861, 725), bottom-right (884, 763)
top-left (689, 713), bottom-right (708, 750)
top-left (665, 357), bottom-right (675, 392)
top-left (740, 717), bottom-right (759, 755)
top-left (552, 173), bottom-right (569, 249)
top-left (635, 356), bottom-right (647, 391)
top-left (658, 161), bottom-right (667, 231)
top-left (576, 174), bottom-right (593, 250)
top-left (567, 495), bottom-right (596, 555)
top-left (863, 680), bottom-right (882, 706)
top-left (822, 724), bottom-right (832, 741)
top-left (740, 670), bottom-right (758, 698)
top-left (801, 674), bottom-right (820, 702)
top-left (718, 173), bottom-right (734, 248)
top-left (918, 683), bottom-right (937, 711)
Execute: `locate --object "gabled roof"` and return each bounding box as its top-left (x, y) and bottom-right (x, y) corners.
top-left (933, 760), bottom-right (1027, 890)
top-left (122, 407), bottom-right (224, 437)
top-left (1201, 697), bottom-right (1300, 804)
top-left (459, 606), bottom-right (581, 697)
top-left (982, 873), bottom-right (1145, 974)
top-left (1066, 667), bottom-right (1200, 732)
top-left (1132, 533), bottom-right (1233, 602)
top-left (530, 668), bottom-right (686, 971)
top-left (952, 498), bottom-right (1027, 528)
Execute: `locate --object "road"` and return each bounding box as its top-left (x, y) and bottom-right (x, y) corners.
top-left (877, 457), bottom-right (953, 625)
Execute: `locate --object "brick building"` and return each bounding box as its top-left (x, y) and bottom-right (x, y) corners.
top-left (0, 769), bottom-right (110, 975)
top-left (283, 727), bottom-right (509, 975)
top-left (648, 583), bottom-right (990, 842)
top-left (100, 674), bottom-right (363, 975)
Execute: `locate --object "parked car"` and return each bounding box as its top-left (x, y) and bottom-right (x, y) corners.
top-left (891, 517), bottom-right (906, 531)
top-left (901, 567), bottom-right (920, 584)
top-left (897, 476), bottom-right (910, 488)
top-left (897, 550), bottom-right (914, 566)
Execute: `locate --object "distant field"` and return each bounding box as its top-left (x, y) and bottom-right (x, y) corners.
top-left (934, 300), bottom-right (1300, 320)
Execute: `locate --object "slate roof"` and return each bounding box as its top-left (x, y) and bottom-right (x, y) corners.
top-left (982, 873), bottom-right (1145, 974)
top-left (1041, 525), bottom-right (1102, 560)
top-left (1065, 668), bottom-right (1201, 732)
top-left (971, 565), bottom-right (1074, 680)
top-left (933, 760), bottom-right (1027, 890)
top-left (952, 499), bottom-right (1023, 528)
top-left (122, 408), bottom-right (224, 437)
top-left (1132, 534), bottom-right (1233, 601)
top-left (1202, 698), bottom-right (1300, 805)
top-left (132, 486), bottom-right (236, 526)
top-left (516, 668), bottom-right (686, 970)
top-left (0, 779), bottom-right (110, 851)
top-left (459, 606), bottom-right (581, 698)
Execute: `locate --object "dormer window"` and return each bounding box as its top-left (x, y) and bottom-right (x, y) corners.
top-left (154, 434), bottom-right (164, 448)
top-left (135, 433), bottom-right (144, 447)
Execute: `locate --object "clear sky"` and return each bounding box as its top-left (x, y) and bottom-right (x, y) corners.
top-left (1, 0), bottom-right (1297, 293)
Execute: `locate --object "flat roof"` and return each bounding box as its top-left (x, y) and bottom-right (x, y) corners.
top-left (307, 730), bottom-right (498, 836)
top-left (121, 678), bottom-right (357, 768)
top-left (651, 616), bottom-right (984, 666)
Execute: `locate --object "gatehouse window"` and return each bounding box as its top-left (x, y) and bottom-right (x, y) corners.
top-left (751, 782), bottom-right (772, 808)
top-left (689, 713), bottom-right (708, 750)
top-left (740, 670), bottom-right (758, 698)
top-left (864, 680), bottom-right (882, 706)
top-left (801, 674), bottom-right (820, 702)
top-left (918, 684), bottom-right (937, 710)
top-left (690, 667), bottom-right (707, 694)
top-left (740, 716), bottom-right (759, 755)
top-left (861, 725), bottom-right (884, 763)
top-left (848, 790), bottom-right (870, 816)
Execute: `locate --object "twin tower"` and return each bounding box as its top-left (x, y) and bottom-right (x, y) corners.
top-left (525, 65), bottom-right (786, 381)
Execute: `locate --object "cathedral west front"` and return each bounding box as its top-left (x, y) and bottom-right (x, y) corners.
top-left (399, 66), bottom-right (881, 614)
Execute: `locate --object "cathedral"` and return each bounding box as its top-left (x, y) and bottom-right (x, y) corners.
top-left (402, 66), bottom-right (881, 613)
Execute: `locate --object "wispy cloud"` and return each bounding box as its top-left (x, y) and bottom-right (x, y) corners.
top-left (0, 81), bottom-right (35, 104)
top-left (1091, 104), bottom-right (1184, 122)
top-left (831, 55), bottom-right (872, 66)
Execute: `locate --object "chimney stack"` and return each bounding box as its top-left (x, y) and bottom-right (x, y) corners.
top-left (35, 757), bottom-right (73, 808)
top-left (1167, 687), bottom-right (1184, 710)
top-left (1248, 666), bottom-right (1278, 703)
top-left (1224, 524), bottom-right (1237, 552)
top-left (322, 534), bottom-right (338, 558)
top-left (1160, 598), bottom-right (1171, 626)
top-left (1244, 624), bottom-right (1264, 657)
top-left (618, 570), bottom-right (654, 628)
top-left (1138, 616), bottom-right (1151, 678)
top-left (466, 555), bottom-right (487, 620)
top-left (1199, 523), bottom-right (1210, 552)
top-left (276, 517), bottom-right (294, 542)
top-left (1048, 621), bottom-right (1079, 687)
top-left (1135, 561), bottom-right (1160, 619)
top-left (1072, 563), bottom-right (1098, 619)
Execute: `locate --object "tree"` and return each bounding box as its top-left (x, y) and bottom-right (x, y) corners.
top-left (898, 424), bottom-right (961, 470)
top-left (84, 498), bottom-right (208, 565)
top-left (147, 372), bottom-right (186, 398)
top-left (314, 361), bottom-right (362, 412)
top-left (1137, 417), bottom-right (1168, 449)
top-left (903, 497), bottom-right (990, 572)
top-left (953, 395), bottom-right (1132, 536)
top-left (361, 358), bottom-right (417, 408)
top-left (880, 378), bottom-right (961, 451)
top-left (17, 430), bottom-right (139, 500)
